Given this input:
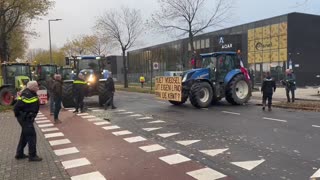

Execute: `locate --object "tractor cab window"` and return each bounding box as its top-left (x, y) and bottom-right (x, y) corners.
top-left (78, 59), bottom-right (100, 71)
top-left (7, 65), bottom-right (30, 77)
top-left (39, 66), bottom-right (56, 80)
top-left (202, 57), bottom-right (217, 70)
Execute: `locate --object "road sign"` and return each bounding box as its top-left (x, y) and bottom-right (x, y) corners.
top-left (153, 62), bottom-right (159, 70)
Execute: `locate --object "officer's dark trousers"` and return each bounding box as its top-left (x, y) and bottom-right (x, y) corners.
top-left (16, 116), bottom-right (37, 157)
top-left (74, 95), bottom-right (84, 111)
top-left (286, 88), bottom-right (295, 102)
top-left (262, 93), bottom-right (273, 108)
top-left (54, 97), bottom-right (62, 120)
top-left (105, 95), bottom-right (115, 108)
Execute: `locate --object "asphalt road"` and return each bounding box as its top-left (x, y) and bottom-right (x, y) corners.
top-left (84, 91), bottom-right (320, 180)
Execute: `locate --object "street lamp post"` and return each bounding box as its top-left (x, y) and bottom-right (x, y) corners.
top-left (48, 19), bottom-right (62, 64)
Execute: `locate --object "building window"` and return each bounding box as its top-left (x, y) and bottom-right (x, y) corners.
top-left (205, 39), bottom-right (210, 48)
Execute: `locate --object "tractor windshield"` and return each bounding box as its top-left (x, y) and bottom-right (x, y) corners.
top-left (6, 65), bottom-right (31, 77)
top-left (39, 66), bottom-right (57, 80)
top-left (202, 56), bottom-right (217, 70)
top-left (78, 59), bottom-right (100, 71)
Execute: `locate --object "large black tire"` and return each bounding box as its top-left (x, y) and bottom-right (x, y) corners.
top-left (189, 81), bottom-right (213, 108)
top-left (62, 82), bottom-right (75, 108)
top-left (169, 96), bottom-right (188, 106)
top-left (225, 74), bottom-right (251, 105)
top-left (98, 82), bottom-right (108, 107)
top-left (0, 87), bottom-right (16, 106)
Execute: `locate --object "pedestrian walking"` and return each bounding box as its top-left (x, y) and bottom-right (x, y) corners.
top-left (47, 73), bottom-right (55, 115)
top-left (73, 73), bottom-right (87, 113)
top-left (14, 81), bottom-right (42, 161)
top-left (261, 72), bottom-right (276, 111)
top-left (282, 69), bottom-right (296, 103)
top-left (104, 72), bottom-right (117, 110)
top-left (139, 75), bottom-right (145, 88)
top-left (52, 74), bottom-right (63, 124)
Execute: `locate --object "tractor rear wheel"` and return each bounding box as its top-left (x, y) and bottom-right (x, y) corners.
top-left (168, 96), bottom-right (188, 106)
top-left (98, 82), bottom-right (108, 107)
top-left (62, 82), bottom-right (75, 108)
top-left (189, 82), bottom-right (213, 108)
top-left (0, 87), bottom-right (16, 106)
top-left (225, 74), bottom-right (251, 105)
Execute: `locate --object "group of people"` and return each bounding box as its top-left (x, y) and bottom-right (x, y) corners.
top-left (260, 69), bottom-right (296, 111)
top-left (13, 72), bottom-right (116, 162)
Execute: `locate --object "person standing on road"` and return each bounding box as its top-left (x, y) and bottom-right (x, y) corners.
top-left (104, 72), bottom-right (117, 110)
top-left (139, 75), bottom-right (145, 88)
top-left (283, 69), bottom-right (296, 103)
top-left (14, 81), bottom-right (42, 161)
top-left (73, 73), bottom-right (87, 113)
top-left (52, 74), bottom-right (63, 124)
top-left (47, 73), bottom-right (55, 115)
top-left (261, 72), bottom-right (276, 111)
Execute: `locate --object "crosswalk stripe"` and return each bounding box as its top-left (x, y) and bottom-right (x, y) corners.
top-left (54, 147), bottom-right (79, 156)
top-left (157, 132), bottom-right (180, 138)
top-left (159, 154), bottom-right (190, 165)
top-left (186, 167), bottom-right (227, 180)
top-left (112, 130), bottom-right (132, 136)
top-left (62, 158), bottom-right (91, 169)
top-left (148, 120), bottom-right (166, 124)
top-left (139, 144), bottom-right (166, 152)
top-left (71, 171), bottom-right (106, 180)
top-left (94, 121), bottom-right (110, 126)
top-left (142, 127), bottom-right (162, 132)
top-left (38, 123), bottom-right (54, 128)
top-left (102, 125), bottom-right (120, 130)
top-left (124, 136), bottom-right (146, 143)
top-left (82, 115), bottom-right (96, 119)
top-left (88, 118), bottom-right (103, 122)
top-left (118, 112), bottom-right (134, 114)
top-left (44, 132), bottom-right (64, 139)
top-left (176, 140), bottom-right (201, 146)
top-left (35, 117), bottom-right (48, 120)
top-left (137, 117), bottom-right (153, 120)
top-left (231, 159), bottom-right (265, 171)
top-left (200, 148), bottom-right (229, 157)
top-left (49, 139), bottom-right (71, 146)
top-left (77, 113), bottom-right (89, 116)
top-left (311, 168), bottom-right (320, 179)
top-left (130, 114), bottom-right (143, 117)
top-left (41, 127), bottom-right (59, 132)
top-left (36, 120), bottom-right (51, 124)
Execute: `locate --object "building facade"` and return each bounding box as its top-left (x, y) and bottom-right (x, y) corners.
top-left (128, 13), bottom-right (320, 86)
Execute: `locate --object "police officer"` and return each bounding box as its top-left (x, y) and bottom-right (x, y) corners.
top-left (73, 73), bottom-right (87, 113)
top-left (14, 81), bottom-right (42, 161)
top-left (104, 72), bottom-right (116, 110)
top-left (261, 72), bottom-right (276, 111)
top-left (284, 69), bottom-right (296, 103)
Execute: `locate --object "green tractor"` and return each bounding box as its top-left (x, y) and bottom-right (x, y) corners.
top-left (0, 63), bottom-right (31, 106)
top-left (59, 66), bottom-right (74, 80)
top-left (33, 64), bottom-right (58, 89)
top-left (62, 56), bottom-right (109, 108)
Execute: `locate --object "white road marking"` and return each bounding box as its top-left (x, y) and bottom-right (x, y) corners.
top-left (49, 139), bottom-right (71, 146)
top-left (263, 117), bottom-right (287, 123)
top-left (157, 101), bottom-right (166, 104)
top-left (36, 115), bottom-right (45, 117)
top-left (54, 147), bottom-right (79, 156)
top-left (44, 132), bottom-right (64, 139)
top-left (200, 148), bottom-right (229, 157)
top-left (87, 108), bottom-right (97, 110)
top-left (92, 109), bottom-right (104, 112)
top-left (310, 168), bottom-right (320, 179)
top-left (68, 110), bottom-right (74, 112)
top-left (82, 115), bottom-right (96, 119)
top-left (186, 167), bottom-right (227, 180)
top-left (62, 158), bottom-right (91, 169)
top-left (142, 127), bottom-right (162, 132)
top-left (41, 127), bottom-right (59, 132)
top-left (118, 112), bottom-right (134, 114)
top-left (37, 112), bottom-right (43, 115)
top-left (112, 130), bottom-right (132, 136)
top-left (124, 136), bottom-right (147, 143)
top-left (115, 109), bottom-right (126, 112)
top-left (231, 159), bottom-right (265, 171)
top-left (36, 120), bottom-right (51, 124)
top-left (312, 125), bottom-right (320, 128)
top-left (222, 111), bottom-right (240, 115)
top-left (35, 117), bottom-right (48, 120)
top-left (77, 113), bottom-right (89, 116)
top-left (157, 132), bottom-right (180, 138)
top-left (129, 114), bottom-right (143, 117)
top-left (148, 120), bottom-right (166, 124)
top-left (139, 144), bottom-right (166, 152)
top-left (88, 118), bottom-right (103, 122)
top-left (102, 125), bottom-right (120, 130)
top-left (176, 140), bottom-right (201, 146)
top-left (94, 121), bottom-right (110, 126)
top-left (38, 123), bottom-right (54, 128)
top-left (137, 117), bottom-right (153, 120)
top-left (71, 171), bottom-right (106, 180)
top-left (159, 154), bottom-right (191, 165)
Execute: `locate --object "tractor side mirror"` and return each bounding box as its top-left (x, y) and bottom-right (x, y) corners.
top-left (65, 57), bottom-right (70, 66)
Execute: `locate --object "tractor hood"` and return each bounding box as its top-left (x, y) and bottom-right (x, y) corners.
top-left (15, 76), bottom-right (30, 90)
top-left (182, 68), bottom-right (210, 82)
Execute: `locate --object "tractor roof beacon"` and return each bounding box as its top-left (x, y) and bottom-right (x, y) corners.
top-left (61, 56), bottom-right (110, 108)
top-left (169, 51), bottom-right (252, 108)
top-left (0, 63), bottom-right (31, 106)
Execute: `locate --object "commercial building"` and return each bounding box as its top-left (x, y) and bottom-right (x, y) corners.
top-left (128, 12), bottom-right (320, 86)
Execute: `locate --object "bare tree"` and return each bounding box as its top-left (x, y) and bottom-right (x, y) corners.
top-left (152, 0), bottom-right (232, 68)
top-left (82, 34), bottom-right (111, 56)
top-left (96, 7), bottom-right (144, 88)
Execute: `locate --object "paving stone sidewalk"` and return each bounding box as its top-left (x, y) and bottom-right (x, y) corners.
top-left (0, 111), bottom-right (70, 180)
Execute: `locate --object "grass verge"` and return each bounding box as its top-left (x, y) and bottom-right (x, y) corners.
top-left (0, 105), bottom-right (13, 112)
top-left (273, 101), bottom-right (320, 112)
top-left (115, 85), bottom-right (155, 94)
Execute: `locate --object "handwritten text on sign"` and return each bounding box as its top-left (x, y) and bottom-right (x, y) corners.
top-left (155, 76), bottom-right (182, 101)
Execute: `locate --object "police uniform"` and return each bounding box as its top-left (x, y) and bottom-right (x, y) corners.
top-left (73, 77), bottom-right (87, 113)
top-left (261, 76), bottom-right (276, 110)
top-left (104, 76), bottom-right (116, 110)
top-left (14, 88), bottom-right (41, 161)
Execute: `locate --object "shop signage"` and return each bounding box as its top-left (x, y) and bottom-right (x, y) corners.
top-left (255, 42), bottom-right (272, 51)
top-left (219, 36), bottom-right (233, 49)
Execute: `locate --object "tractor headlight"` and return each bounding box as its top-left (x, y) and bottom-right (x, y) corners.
top-left (182, 74), bottom-right (187, 82)
top-left (88, 74), bottom-right (95, 82)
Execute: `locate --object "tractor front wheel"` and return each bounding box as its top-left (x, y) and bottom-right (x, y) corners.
top-left (189, 82), bottom-right (213, 108)
top-left (98, 82), bottom-right (108, 107)
top-left (225, 74), bottom-right (251, 105)
top-left (62, 82), bottom-right (75, 108)
top-left (0, 87), bottom-right (16, 106)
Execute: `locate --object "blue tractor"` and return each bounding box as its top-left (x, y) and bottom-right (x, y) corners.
top-left (169, 52), bottom-right (252, 108)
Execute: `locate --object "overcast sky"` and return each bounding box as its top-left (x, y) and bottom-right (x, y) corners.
top-left (28, 0), bottom-right (320, 55)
